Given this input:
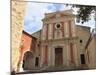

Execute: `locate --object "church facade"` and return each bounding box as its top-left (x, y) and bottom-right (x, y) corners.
top-left (21, 10), bottom-right (95, 71)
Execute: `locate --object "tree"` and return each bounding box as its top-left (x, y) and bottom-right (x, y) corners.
top-left (66, 4), bottom-right (96, 24)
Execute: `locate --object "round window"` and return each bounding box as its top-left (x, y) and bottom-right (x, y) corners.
top-left (55, 23), bottom-right (62, 29)
top-left (57, 24), bottom-right (60, 28)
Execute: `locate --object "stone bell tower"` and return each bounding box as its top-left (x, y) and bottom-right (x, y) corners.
top-left (40, 10), bottom-right (79, 68)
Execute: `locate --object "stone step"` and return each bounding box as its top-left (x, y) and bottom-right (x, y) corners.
top-left (42, 65), bottom-right (89, 72)
top-left (16, 65), bottom-right (89, 74)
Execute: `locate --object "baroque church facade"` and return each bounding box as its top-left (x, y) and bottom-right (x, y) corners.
top-left (38, 10), bottom-right (82, 68)
top-left (21, 10), bottom-right (95, 71)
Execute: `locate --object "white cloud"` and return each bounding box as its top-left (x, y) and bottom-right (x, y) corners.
top-left (24, 2), bottom-right (56, 34)
top-left (24, 2), bottom-right (96, 34)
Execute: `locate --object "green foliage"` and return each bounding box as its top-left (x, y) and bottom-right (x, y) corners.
top-left (66, 4), bottom-right (96, 23)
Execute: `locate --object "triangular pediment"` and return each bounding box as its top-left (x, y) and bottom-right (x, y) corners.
top-left (43, 10), bottom-right (75, 20)
top-left (50, 13), bottom-right (71, 18)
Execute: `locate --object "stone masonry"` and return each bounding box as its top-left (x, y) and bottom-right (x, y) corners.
top-left (11, 0), bottom-right (26, 72)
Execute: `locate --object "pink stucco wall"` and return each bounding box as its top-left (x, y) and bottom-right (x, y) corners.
top-left (20, 31), bottom-right (37, 61)
top-left (21, 32), bottom-right (32, 53)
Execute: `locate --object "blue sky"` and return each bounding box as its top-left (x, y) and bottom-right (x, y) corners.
top-left (24, 2), bottom-right (96, 34)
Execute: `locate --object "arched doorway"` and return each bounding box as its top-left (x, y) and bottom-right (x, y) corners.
top-left (55, 47), bottom-right (63, 66)
top-left (22, 51), bottom-right (34, 70)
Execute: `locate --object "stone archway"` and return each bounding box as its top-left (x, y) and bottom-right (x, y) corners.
top-left (22, 51), bottom-right (34, 70)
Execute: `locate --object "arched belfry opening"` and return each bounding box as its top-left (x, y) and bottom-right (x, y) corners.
top-left (22, 51), bottom-right (34, 70)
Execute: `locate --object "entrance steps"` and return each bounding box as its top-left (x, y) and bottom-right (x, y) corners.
top-left (16, 65), bottom-right (89, 74)
top-left (41, 65), bottom-right (89, 72)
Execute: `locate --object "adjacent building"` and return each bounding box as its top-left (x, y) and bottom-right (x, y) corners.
top-left (85, 29), bottom-right (96, 69)
top-left (17, 31), bottom-right (37, 71)
top-left (11, 0), bottom-right (26, 72)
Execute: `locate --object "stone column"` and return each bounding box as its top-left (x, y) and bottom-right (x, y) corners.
top-left (44, 45), bottom-right (48, 65)
top-left (66, 43), bottom-right (71, 67)
top-left (71, 20), bottom-right (76, 37)
top-left (42, 25), bottom-right (46, 40)
top-left (40, 44), bottom-right (44, 67)
top-left (51, 47), bottom-right (55, 66)
top-left (63, 45), bottom-right (67, 66)
top-left (64, 22), bottom-right (69, 37)
top-left (73, 43), bottom-right (79, 67)
top-left (69, 42), bottom-right (75, 66)
top-left (48, 24), bottom-right (53, 40)
top-left (61, 22), bottom-right (64, 37)
top-left (48, 45), bottom-right (51, 66)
